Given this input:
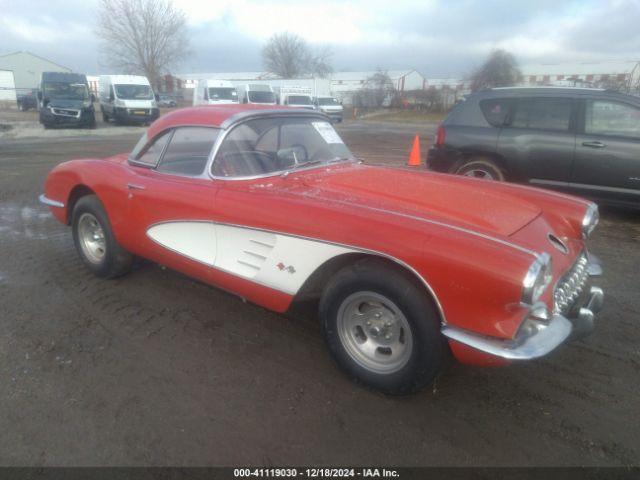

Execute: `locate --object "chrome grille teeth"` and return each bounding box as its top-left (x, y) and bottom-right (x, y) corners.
top-left (553, 253), bottom-right (589, 315)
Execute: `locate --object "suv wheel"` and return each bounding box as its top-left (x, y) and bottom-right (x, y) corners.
top-left (454, 158), bottom-right (505, 181)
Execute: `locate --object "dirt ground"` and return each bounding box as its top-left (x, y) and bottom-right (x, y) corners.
top-left (0, 111), bottom-right (639, 467)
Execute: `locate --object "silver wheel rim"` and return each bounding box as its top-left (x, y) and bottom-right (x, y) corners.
top-left (463, 168), bottom-right (495, 180)
top-left (336, 291), bottom-right (413, 374)
top-left (77, 213), bottom-right (106, 264)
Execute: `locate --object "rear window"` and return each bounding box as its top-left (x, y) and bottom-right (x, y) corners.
top-left (480, 98), bottom-right (511, 127)
top-left (510, 97), bottom-right (573, 132)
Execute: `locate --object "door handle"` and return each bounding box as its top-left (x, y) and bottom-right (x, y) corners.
top-left (582, 141), bottom-right (606, 148)
top-left (127, 183), bottom-right (146, 190)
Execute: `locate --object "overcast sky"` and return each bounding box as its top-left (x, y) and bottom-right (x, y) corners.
top-left (0, 0), bottom-right (638, 77)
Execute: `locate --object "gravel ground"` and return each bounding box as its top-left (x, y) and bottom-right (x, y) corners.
top-left (0, 114), bottom-right (639, 466)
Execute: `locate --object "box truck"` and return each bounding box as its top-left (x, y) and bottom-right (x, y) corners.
top-left (37, 72), bottom-right (96, 129)
top-left (193, 79), bottom-right (238, 105)
top-left (99, 75), bottom-right (159, 125)
top-left (274, 85), bottom-right (314, 109)
top-left (239, 84), bottom-right (276, 105)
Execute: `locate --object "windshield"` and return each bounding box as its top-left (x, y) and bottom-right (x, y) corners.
top-left (287, 95), bottom-right (312, 105)
top-left (318, 97), bottom-right (340, 106)
top-left (212, 117), bottom-right (354, 178)
top-left (209, 87), bottom-right (238, 101)
top-left (44, 82), bottom-right (88, 101)
top-left (248, 91), bottom-right (275, 104)
top-left (115, 84), bottom-right (154, 100)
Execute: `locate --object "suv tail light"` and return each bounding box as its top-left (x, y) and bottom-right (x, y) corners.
top-left (435, 125), bottom-right (446, 147)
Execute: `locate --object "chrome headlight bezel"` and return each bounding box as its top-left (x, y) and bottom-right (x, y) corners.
top-left (582, 203), bottom-right (599, 239)
top-left (522, 253), bottom-right (553, 305)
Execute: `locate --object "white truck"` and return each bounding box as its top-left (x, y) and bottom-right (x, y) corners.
top-left (193, 79), bottom-right (238, 106)
top-left (239, 84), bottom-right (276, 105)
top-left (274, 85), bottom-right (314, 109)
top-left (313, 96), bottom-right (344, 123)
top-left (99, 75), bottom-right (159, 125)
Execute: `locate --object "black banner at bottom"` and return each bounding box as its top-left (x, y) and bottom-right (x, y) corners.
top-left (0, 467), bottom-right (637, 480)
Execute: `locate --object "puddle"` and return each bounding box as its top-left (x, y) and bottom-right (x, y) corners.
top-left (0, 203), bottom-right (55, 240)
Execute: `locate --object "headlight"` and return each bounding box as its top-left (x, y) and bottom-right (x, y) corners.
top-left (115, 99), bottom-right (126, 107)
top-left (582, 203), bottom-right (599, 239)
top-left (522, 253), bottom-right (553, 305)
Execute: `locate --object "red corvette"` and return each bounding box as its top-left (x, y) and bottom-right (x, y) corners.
top-left (40, 105), bottom-right (603, 394)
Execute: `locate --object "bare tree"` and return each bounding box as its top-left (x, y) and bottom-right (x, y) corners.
top-left (96, 0), bottom-right (190, 87)
top-left (354, 69), bottom-right (395, 107)
top-left (470, 49), bottom-right (522, 92)
top-left (262, 32), bottom-right (333, 78)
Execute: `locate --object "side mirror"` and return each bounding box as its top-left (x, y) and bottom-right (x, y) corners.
top-left (109, 92), bottom-right (114, 102)
top-left (37, 91), bottom-right (42, 100)
top-left (155, 93), bottom-right (160, 101)
top-left (90, 93), bottom-right (96, 103)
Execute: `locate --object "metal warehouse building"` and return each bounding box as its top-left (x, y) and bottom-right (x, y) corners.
top-left (520, 61), bottom-right (640, 90)
top-left (0, 51), bottom-right (72, 95)
top-left (0, 69), bottom-right (18, 105)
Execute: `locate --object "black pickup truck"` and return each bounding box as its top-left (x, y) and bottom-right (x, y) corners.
top-left (17, 89), bottom-right (38, 111)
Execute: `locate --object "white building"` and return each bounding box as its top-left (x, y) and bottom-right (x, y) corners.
top-left (0, 51), bottom-right (72, 95)
top-left (519, 61), bottom-right (640, 90)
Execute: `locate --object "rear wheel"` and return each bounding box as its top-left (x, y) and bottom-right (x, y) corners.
top-left (320, 259), bottom-right (447, 395)
top-left (454, 158), bottom-right (505, 181)
top-left (72, 195), bottom-right (132, 278)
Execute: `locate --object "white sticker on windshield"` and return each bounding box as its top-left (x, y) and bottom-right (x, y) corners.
top-left (312, 121), bottom-right (344, 144)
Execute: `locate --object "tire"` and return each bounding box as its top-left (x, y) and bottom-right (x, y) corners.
top-left (319, 259), bottom-right (447, 395)
top-left (71, 195), bottom-right (132, 278)
top-left (454, 157), bottom-right (505, 181)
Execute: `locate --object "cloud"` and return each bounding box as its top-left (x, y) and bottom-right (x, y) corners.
top-left (0, 0), bottom-right (638, 76)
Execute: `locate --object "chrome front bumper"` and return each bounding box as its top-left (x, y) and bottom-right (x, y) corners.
top-left (442, 256), bottom-right (603, 361)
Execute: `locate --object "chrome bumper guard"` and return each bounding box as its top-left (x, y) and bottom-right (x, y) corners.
top-left (442, 256), bottom-right (603, 360)
top-left (39, 194), bottom-right (65, 208)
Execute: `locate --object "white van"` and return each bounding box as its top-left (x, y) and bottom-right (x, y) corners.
top-left (314, 96), bottom-right (344, 123)
top-left (240, 84), bottom-right (276, 105)
top-left (99, 75), bottom-right (159, 124)
top-left (193, 79), bottom-right (238, 106)
top-left (274, 86), bottom-right (314, 109)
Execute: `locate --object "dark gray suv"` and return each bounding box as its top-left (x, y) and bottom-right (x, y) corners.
top-left (427, 87), bottom-right (640, 208)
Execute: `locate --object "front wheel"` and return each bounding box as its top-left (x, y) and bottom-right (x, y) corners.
top-left (320, 259), bottom-right (447, 395)
top-left (72, 195), bottom-right (132, 278)
top-left (454, 158), bottom-right (505, 181)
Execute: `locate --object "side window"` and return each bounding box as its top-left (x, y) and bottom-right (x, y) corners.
top-left (585, 100), bottom-right (640, 139)
top-left (510, 97), bottom-right (573, 132)
top-left (133, 131), bottom-right (170, 166)
top-left (156, 127), bottom-right (220, 176)
top-left (480, 98), bottom-right (511, 127)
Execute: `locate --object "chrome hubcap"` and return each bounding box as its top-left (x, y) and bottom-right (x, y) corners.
top-left (337, 292), bottom-right (413, 374)
top-left (463, 168), bottom-right (495, 180)
top-left (77, 213), bottom-right (106, 264)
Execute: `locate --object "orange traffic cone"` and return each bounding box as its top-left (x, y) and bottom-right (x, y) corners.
top-left (408, 134), bottom-right (421, 166)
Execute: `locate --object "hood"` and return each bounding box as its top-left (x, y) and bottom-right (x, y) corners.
top-left (295, 165), bottom-right (541, 237)
top-left (47, 98), bottom-right (86, 109)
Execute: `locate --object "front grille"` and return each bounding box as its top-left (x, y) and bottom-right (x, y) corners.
top-left (52, 108), bottom-right (80, 117)
top-left (553, 253), bottom-right (589, 315)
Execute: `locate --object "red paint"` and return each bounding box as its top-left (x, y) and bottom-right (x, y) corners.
top-left (42, 106), bottom-right (593, 366)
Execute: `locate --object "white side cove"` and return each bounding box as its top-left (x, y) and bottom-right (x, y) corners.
top-left (147, 222), bottom-right (356, 295)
